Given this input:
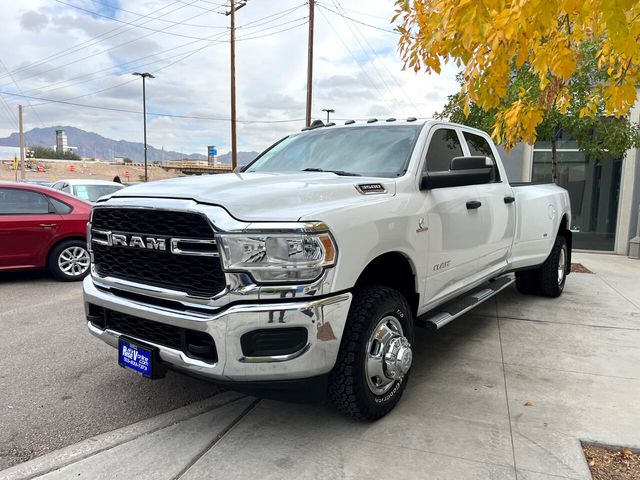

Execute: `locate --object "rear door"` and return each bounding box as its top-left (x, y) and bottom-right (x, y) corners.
top-left (0, 188), bottom-right (63, 269)
top-left (462, 131), bottom-right (516, 277)
top-left (420, 126), bottom-right (486, 306)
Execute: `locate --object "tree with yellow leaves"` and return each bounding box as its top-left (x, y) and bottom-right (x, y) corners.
top-left (395, 0), bottom-right (640, 151)
top-left (436, 42), bottom-right (640, 182)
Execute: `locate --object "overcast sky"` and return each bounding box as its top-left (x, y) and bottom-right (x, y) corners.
top-left (0, 0), bottom-right (458, 156)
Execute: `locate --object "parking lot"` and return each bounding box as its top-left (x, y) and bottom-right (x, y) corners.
top-left (0, 272), bottom-right (224, 471)
top-left (1, 252), bottom-right (639, 480)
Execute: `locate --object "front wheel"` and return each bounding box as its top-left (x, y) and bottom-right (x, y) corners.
top-left (328, 286), bottom-right (414, 420)
top-left (48, 240), bottom-right (91, 281)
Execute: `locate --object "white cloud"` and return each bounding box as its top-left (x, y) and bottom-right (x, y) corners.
top-left (0, 0), bottom-right (459, 156)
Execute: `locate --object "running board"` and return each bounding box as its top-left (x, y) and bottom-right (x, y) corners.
top-left (417, 275), bottom-right (514, 331)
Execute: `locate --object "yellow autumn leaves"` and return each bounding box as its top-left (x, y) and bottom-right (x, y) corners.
top-left (395, 0), bottom-right (640, 147)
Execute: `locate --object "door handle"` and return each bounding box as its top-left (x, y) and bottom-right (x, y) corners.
top-left (466, 201), bottom-right (482, 210)
top-left (39, 223), bottom-right (56, 228)
top-left (504, 196), bottom-right (515, 204)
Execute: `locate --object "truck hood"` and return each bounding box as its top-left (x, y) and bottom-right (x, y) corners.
top-left (109, 172), bottom-right (396, 221)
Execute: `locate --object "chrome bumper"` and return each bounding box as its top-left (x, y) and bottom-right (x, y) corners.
top-left (83, 277), bottom-right (352, 382)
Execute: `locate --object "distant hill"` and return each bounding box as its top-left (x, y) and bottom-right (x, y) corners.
top-left (215, 151), bottom-right (259, 167)
top-left (0, 126), bottom-right (257, 164)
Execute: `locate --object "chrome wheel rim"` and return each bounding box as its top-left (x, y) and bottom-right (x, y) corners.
top-left (365, 315), bottom-right (412, 396)
top-left (557, 247), bottom-right (566, 285)
top-left (58, 246), bottom-right (90, 277)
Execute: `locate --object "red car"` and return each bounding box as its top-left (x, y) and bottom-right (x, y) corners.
top-left (0, 182), bottom-right (92, 281)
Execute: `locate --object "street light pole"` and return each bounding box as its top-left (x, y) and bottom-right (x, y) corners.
top-left (132, 72), bottom-right (155, 182)
top-left (322, 108), bottom-right (334, 124)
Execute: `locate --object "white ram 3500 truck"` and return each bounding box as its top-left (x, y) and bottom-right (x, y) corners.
top-left (84, 119), bottom-right (571, 420)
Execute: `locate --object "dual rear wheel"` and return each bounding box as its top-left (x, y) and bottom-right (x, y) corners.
top-left (515, 235), bottom-right (568, 297)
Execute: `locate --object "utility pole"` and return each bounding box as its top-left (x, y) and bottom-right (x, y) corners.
top-left (305, 0), bottom-right (315, 127)
top-left (322, 108), bottom-right (334, 124)
top-left (18, 105), bottom-right (25, 181)
top-left (226, 0), bottom-right (246, 170)
top-left (132, 72), bottom-right (154, 182)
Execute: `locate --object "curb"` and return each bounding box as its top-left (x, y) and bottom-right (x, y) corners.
top-left (0, 392), bottom-right (247, 480)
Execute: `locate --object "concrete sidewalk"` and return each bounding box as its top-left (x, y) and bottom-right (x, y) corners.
top-left (2, 253), bottom-right (639, 480)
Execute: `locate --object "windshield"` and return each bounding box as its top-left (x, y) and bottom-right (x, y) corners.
top-left (73, 184), bottom-right (123, 202)
top-left (246, 125), bottom-right (422, 178)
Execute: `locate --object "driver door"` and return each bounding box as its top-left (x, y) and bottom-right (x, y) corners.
top-left (420, 127), bottom-right (487, 307)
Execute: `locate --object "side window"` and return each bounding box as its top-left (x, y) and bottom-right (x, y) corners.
top-left (62, 184), bottom-right (72, 193)
top-left (0, 188), bottom-right (51, 215)
top-left (463, 132), bottom-right (501, 181)
top-left (424, 128), bottom-right (463, 172)
top-left (48, 197), bottom-right (73, 214)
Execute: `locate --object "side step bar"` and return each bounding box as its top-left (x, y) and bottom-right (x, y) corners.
top-left (417, 275), bottom-right (514, 331)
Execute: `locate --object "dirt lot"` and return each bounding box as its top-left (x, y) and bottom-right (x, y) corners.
top-left (0, 159), bottom-right (183, 183)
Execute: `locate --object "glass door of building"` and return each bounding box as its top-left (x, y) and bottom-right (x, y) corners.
top-left (532, 142), bottom-right (622, 251)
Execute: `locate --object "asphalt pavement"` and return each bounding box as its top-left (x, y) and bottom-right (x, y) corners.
top-left (0, 271), bottom-right (224, 471)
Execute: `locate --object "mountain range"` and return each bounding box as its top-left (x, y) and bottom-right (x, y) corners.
top-left (0, 126), bottom-right (258, 165)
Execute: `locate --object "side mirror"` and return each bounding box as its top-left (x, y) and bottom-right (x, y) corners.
top-left (450, 156), bottom-right (494, 171)
top-left (420, 156), bottom-right (494, 190)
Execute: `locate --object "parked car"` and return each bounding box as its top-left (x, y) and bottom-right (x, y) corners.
top-left (83, 119), bottom-right (572, 419)
top-left (51, 179), bottom-right (124, 204)
top-left (21, 180), bottom-right (52, 187)
top-left (0, 182), bottom-right (92, 280)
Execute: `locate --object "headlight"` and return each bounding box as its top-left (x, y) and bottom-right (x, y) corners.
top-left (217, 232), bottom-right (336, 283)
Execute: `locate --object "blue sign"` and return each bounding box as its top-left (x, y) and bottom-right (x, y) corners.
top-left (208, 146), bottom-right (217, 156)
top-left (119, 339), bottom-right (152, 377)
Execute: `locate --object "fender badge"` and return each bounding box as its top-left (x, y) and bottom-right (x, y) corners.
top-left (416, 217), bottom-right (429, 233)
top-left (355, 183), bottom-right (386, 195)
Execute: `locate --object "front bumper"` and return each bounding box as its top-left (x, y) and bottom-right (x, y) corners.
top-left (83, 277), bottom-right (352, 382)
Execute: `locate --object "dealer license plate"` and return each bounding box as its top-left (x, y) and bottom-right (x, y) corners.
top-left (118, 338), bottom-right (153, 378)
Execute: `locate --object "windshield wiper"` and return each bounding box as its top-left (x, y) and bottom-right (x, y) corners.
top-left (302, 167), bottom-right (361, 176)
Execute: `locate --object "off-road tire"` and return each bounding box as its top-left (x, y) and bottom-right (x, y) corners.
top-left (538, 235), bottom-right (567, 298)
top-left (48, 239), bottom-right (90, 281)
top-left (328, 285), bottom-right (414, 420)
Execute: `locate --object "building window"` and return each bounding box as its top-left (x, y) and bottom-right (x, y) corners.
top-left (532, 136), bottom-right (622, 251)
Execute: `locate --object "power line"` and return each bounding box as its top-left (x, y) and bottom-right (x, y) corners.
top-left (235, 18), bottom-right (308, 42)
top-left (54, 0), bottom-right (232, 41)
top-left (14, 5), bottom-right (306, 96)
top-left (316, 4), bottom-right (400, 35)
top-left (0, 59), bottom-right (46, 128)
top-left (332, 0), bottom-right (421, 116)
top-left (25, 17), bottom-right (307, 105)
top-left (0, 1), bottom-right (225, 89)
top-left (329, 0), bottom-right (407, 117)
top-left (331, 5), bottom-right (391, 21)
top-left (0, 90), bottom-right (307, 124)
top-left (176, 0), bottom-right (228, 8)
top-left (0, 1), bottom-right (189, 82)
top-left (87, 0), bottom-right (228, 28)
top-left (317, 7), bottom-right (396, 115)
